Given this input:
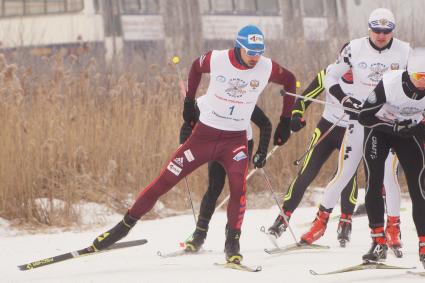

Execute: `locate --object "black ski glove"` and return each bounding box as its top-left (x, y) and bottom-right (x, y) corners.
top-left (273, 117), bottom-right (291, 146)
top-left (253, 151), bottom-right (267, 168)
top-left (179, 122), bottom-right (193, 144)
top-left (290, 113), bottom-right (306, 132)
top-left (393, 119), bottom-right (424, 137)
top-left (183, 98), bottom-right (197, 127)
top-left (341, 96), bottom-right (362, 120)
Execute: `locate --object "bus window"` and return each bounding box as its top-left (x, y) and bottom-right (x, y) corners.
top-left (211, 0), bottom-right (233, 13)
top-left (3, 0), bottom-right (24, 16)
top-left (257, 0), bottom-right (279, 15)
top-left (142, 0), bottom-right (159, 14)
top-left (122, 0), bottom-right (141, 13)
top-left (234, 0), bottom-right (256, 14)
top-left (66, 0), bottom-right (84, 12)
top-left (203, 0), bottom-right (279, 15)
top-left (46, 0), bottom-right (66, 13)
top-left (25, 0), bottom-right (46, 15)
top-left (301, 0), bottom-right (325, 17)
top-left (121, 0), bottom-right (159, 14)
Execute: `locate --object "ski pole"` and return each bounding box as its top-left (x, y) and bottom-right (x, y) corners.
top-left (215, 145), bottom-right (279, 211)
top-left (172, 55), bottom-right (187, 98)
top-left (293, 113), bottom-right (347, 166)
top-left (172, 55), bottom-right (198, 225)
top-left (280, 90), bottom-right (360, 114)
top-left (261, 167), bottom-right (299, 245)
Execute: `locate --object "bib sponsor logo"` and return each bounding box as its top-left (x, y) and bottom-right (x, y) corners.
top-left (167, 162), bottom-right (182, 176)
top-left (390, 63), bottom-right (399, 70)
top-left (233, 151), bottom-right (247, 162)
top-left (368, 63), bottom-right (388, 82)
top-left (184, 149), bottom-right (195, 162)
top-left (358, 62), bottom-right (368, 69)
top-left (216, 75), bottom-right (226, 83)
top-left (225, 78), bottom-right (248, 98)
top-left (174, 157), bottom-right (184, 167)
top-left (399, 106), bottom-right (422, 116)
top-left (250, 79), bottom-right (260, 90)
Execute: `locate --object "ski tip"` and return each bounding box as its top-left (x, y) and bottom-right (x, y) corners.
top-left (259, 226), bottom-right (265, 233)
top-left (18, 265), bottom-right (29, 271)
top-left (309, 269), bottom-right (319, 275)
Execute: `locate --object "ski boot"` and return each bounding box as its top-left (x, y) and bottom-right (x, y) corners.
top-left (184, 227), bottom-right (207, 252)
top-left (385, 216), bottom-right (402, 258)
top-left (362, 227), bottom-right (387, 263)
top-left (300, 209), bottom-right (330, 244)
top-left (224, 226), bottom-right (243, 264)
top-left (92, 211), bottom-right (138, 250)
top-left (419, 236), bottom-right (425, 268)
top-left (337, 213), bottom-right (352, 248)
top-left (268, 210), bottom-right (291, 239)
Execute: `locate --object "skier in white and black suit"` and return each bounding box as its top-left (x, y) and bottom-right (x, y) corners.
top-left (358, 48), bottom-right (425, 267)
top-left (300, 8), bottom-right (411, 251)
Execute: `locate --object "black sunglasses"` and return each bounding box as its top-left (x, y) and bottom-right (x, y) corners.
top-left (371, 28), bottom-right (393, 35)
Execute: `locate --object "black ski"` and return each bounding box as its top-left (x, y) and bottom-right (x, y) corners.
top-left (309, 261), bottom-right (416, 275)
top-left (214, 262), bottom-right (262, 272)
top-left (265, 242), bottom-right (330, 255)
top-left (18, 239), bottom-right (148, 271)
top-left (157, 248), bottom-right (213, 258)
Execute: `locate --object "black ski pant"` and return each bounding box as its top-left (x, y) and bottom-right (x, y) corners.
top-left (283, 118), bottom-right (357, 215)
top-left (364, 128), bottom-right (425, 236)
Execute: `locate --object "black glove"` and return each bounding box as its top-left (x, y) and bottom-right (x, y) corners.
top-left (183, 98), bottom-right (197, 127)
top-left (253, 151), bottom-right (267, 168)
top-left (273, 117), bottom-right (291, 146)
top-left (393, 119), bottom-right (422, 137)
top-left (341, 96), bottom-right (362, 120)
top-left (290, 113), bottom-right (306, 132)
top-left (179, 122), bottom-right (192, 144)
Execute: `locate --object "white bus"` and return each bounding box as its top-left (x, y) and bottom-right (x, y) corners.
top-left (0, 0), bottom-right (164, 60)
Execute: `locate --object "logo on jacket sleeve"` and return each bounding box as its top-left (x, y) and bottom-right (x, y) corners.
top-left (184, 149), bottom-right (195, 162)
top-left (174, 157), bottom-right (184, 167)
top-left (167, 162), bottom-right (182, 176)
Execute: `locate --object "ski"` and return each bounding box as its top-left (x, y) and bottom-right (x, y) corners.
top-left (407, 271), bottom-right (425, 277)
top-left (157, 248), bottom-right (212, 258)
top-left (265, 242), bottom-right (330, 255)
top-left (309, 261), bottom-right (416, 275)
top-left (18, 239), bottom-right (148, 271)
top-left (214, 262), bottom-right (262, 272)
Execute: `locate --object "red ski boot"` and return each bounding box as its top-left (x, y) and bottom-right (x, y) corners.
top-left (419, 236), bottom-right (425, 269)
top-left (301, 209), bottom-right (330, 244)
top-left (385, 216), bottom-right (402, 258)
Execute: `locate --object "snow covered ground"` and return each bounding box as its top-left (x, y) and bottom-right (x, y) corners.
top-left (2, 199), bottom-right (424, 283)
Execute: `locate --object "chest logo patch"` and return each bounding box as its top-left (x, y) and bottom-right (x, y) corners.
top-left (225, 78), bottom-right (248, 98)
top-left (368, 63), bottom-right (388, 82)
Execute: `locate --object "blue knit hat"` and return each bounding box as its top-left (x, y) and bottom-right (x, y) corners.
top-left (235, 25), bottom-right (265, 56)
